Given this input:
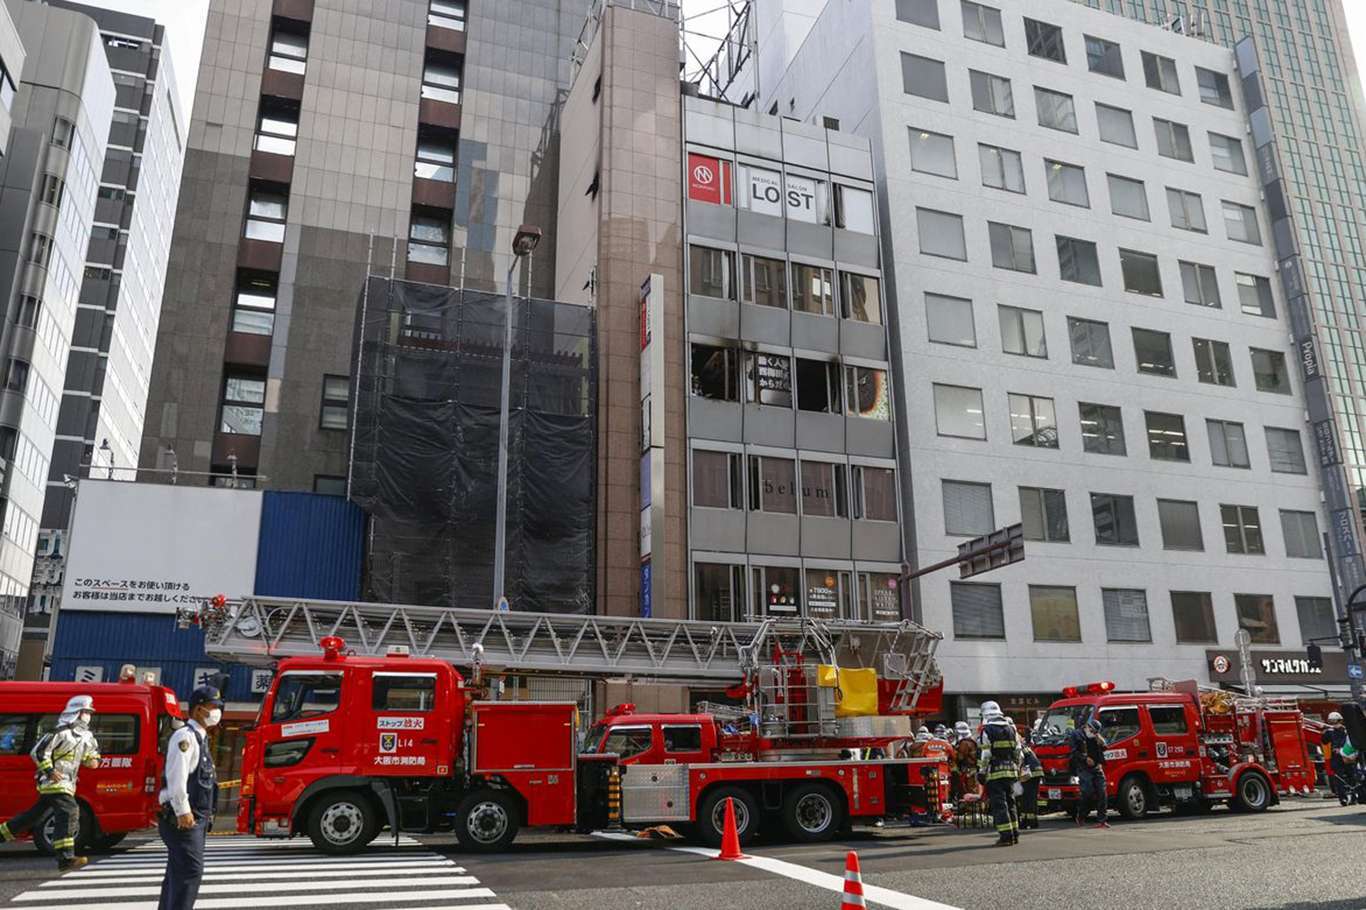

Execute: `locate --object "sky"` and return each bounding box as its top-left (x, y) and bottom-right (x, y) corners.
top-left (78, 0), bottom-right (208, 117)
top-left (1347, 4), bottom-right (1366, 90)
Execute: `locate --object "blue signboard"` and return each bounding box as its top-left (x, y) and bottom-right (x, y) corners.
top-left (640, 560), bottom-right (652, 618)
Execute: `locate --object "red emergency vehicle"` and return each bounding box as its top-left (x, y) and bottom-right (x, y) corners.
top-left (1033, 680), bottom-right (1317, 819)
top-left (0, 674), bottom-right (183, 853)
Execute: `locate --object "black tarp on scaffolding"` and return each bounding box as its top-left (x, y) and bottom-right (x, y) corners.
top-left (349, 276), bottom-right (597, 613)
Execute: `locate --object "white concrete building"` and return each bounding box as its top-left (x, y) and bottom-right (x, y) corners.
top-left (757, 0), bottom-right (1337, 718)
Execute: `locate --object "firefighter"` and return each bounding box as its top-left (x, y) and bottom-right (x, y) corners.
top-left (0, 695), bottom-right (101, 870)
top-left (977, 700), bottom-right (1020, 846)
top-left (1323, 712), bottom-right (1357, 805)
top-left (953, 721), bottom-right (972, 743)
top-left (157, 685), bottom-right (222, 910)
top-left (1069, 717), bottom-right (1109, 827)
top-left (1017, 726), bottom-right (1042, 830)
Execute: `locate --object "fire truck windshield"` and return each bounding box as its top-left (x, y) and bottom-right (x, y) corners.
top-left (1036, 704), bottom-right (1093, 744)
top-left (270, 672), bottom-right (342, 723)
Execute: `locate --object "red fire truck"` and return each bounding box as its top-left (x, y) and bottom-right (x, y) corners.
top-left (1033, 679), bottom-right (1318, 819)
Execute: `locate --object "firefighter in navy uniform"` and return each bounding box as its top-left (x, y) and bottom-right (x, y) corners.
top-left (157, 685), bottom-right (222, 910)
top-left (1017, 725), bottom-right (1043, 830)
top-left (977, 700), bottom-right (1020, 846)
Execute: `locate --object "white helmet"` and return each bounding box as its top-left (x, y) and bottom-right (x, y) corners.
top-left (60, 694), bottom-right (94, 726)
top-left (1329, 711), bottom-right (1344, 723)
top-left (980, 700), bottom-right (1004, 721)
top-left (915, 726), bottom-right (931, 743)
top-left (954, 721), bottom-right (971, 738)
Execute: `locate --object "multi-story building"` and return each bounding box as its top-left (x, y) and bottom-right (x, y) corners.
top-left (0, 0), bottom-right (113, 678)
top-left (24, 1), bottom-right (185, 672)
top-left (757, 0), bottom-right (1340, 716)
top-left (0, 0), bottom-right (24, 675)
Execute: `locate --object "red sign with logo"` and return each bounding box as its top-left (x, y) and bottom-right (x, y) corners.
top-left (687, 153), bottom-right (732, 206)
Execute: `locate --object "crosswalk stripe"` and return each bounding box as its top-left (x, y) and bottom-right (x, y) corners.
top-left (88, 851), bottom-right (437, 866)
top-left (13, 896), bottom-right (506, 910)
top-left (71, 861), bottom-right (463, 878)
top-left (16, 875), bottom-right (482, 900)
top-left (49, 867), bottom-right (468, 885)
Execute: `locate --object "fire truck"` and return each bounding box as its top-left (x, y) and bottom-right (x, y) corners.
top-left (1033, 679), bottom-right (1318, 819)
top-left (191, 595), bottom-right (948, 853)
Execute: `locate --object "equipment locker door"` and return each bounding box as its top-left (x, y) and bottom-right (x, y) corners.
top-left (1146, 704), bottom-right (1199, 785)
top-left (366, 671), bottom-right (450, 775)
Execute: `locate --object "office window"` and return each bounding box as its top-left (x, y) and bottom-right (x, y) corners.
top-left (408, 213), bottom-right (449, 265)
top-left (910, 128), bottom-right (957, 178)
top-left (1034, 87), bottom-right (1077, 133)
top-left (1096, 103), bottom-right (1137, 148)
top-left (1222, 505), bottom-right (1265, 555)
top-left (1057, 236), bottom-right (1102, 286)
top-left (747, 455), bottom-right (798, 514)
top-left (232, 274), bottom-right (277, 336)
top-left (795, 359), bottom-right (841, 414)
top-left (1188, 339), bottom-right (1235, 389)
top-left (1092, 493), bottom-right (1138, 545)
top-left (268, 27), bottom-right (308, 75)
top-left (695, 563), bottom-right (744, 622)
top-left (802, 460), bottom-right (849, 518)
top-left (792, 262), bottom-right (833, 315)
top-left (1206, 419), bottom-right (1250, 468)
top-left (970, 70), bottom-right (1014, 117)
top-left (415, 135), bottom-right (456, 182)
top-left (740, 254), bottom-right (787, 309)
top-left (1107, 174), bottom-right (1149, 221)
top-left (692, 450), bottom-right (743, 509)
top-left (902, 53), bottom-right (949, 101)
top-left (1069, 318), bottom-right (1113, 369)
top-left (998, 305), bottom-right (1046, 358)
top-left (835, 185), bottom-right (875, 233)
top-left (25, 233), bottom-right (51, 268)
top-left (1180, 262), bottom-right (1221, 308)
top-left (951, 582), bottom-right (1005, 639)
top-left (841, 273), bottom-right (882, 324)
top-left (1024, 18), bottom-right (1066, 63)
top-left (853, 465), bottom-right (897, 521)
top-left (421, 61), bottom-right (461, 105)
top-left (979, 144), bottom-right (1025, 193)
top-left (1020, 487), bottom-right (1068, 542)
top-left (1009, 393), bottom-right (1058, 448)
top-left (1046, 160), bottom-right (1089, 207)
top-left (1158, 499), bottom-right (1202, 550)
top-left (1280, 511), bottom-right (1322, 559)
top-left (1080, 403), bottom-right (1125, 455)
top-left (691, 343), bottom-right (739, 401)
top-left (1250, 348), bottom-right (1290, 394)
top-left (1197, 66), bottom-right (1234, 107)
top-left (1235, 593), bottom-right (1278, 643)
top-left (1030, 586), bottom-right (1081, 642)
top-left (943, 480), bottom-right (994, 536)
top-left (221, 374), bottom-right (265, 436)
top-left (934, 384), bottom-right (985, 439)
top-left (753, 566), bottom-right (800, 615)
top-left (1222, 201), bottom-right (1261, 245)
top-left (1166, 188), bottom-right (1207, 233)
top-left (51, 117), bottom-right (74, 149)
top-left (1141, 51), bottom-right (1180, 93)
top-left (690, 246), bottom-right (734, 299)
top-left (917, 208), bottom-right (967, 260)
top-left (254, 102), bottom-right (298, 157)
top-left (40, 175), bottom-right (63, 207)
top-left (1146, 412), bottom-right (1189, 461)
top-left (313, 476), bottom-right (347, 496)
top-left (744, 352), bottom-right (792, 408)
top-left (895, 0), bottom-right (940, 28)
top-left (1171, 592), bottom-right (1217, 644)
top-left (319, 375), bottom-right (349, 431)
top-left (988, 222), bottom-right (1035, 273)
top-left (245, 190), bottom-right (288, 243)
top-left (1120, 250), bottom-right (1163, 297)
top-left (1296, 596), bottom-right (1336, 643)
top-left (1236, 273), bottom-right (1275, 318)
top-left (429, 0), bottom-right (466, 31)
top-left (846, 366), bottom-right (891, 420)
top-left (926, 293), bottom-right (975, 347)
top-left (1154, 118), bottom-right (1194, 162)
top-left (1265, 427), bottom-right (1307, 474)
top-left (1103, 589), bottom-right (1151, 642)
top-left (1085, 35), bottom-right (1124, 78)
top-left (1209, 132), bottom-right (1248, 175)
top-left (960, 0), bottom-right (1004, 46)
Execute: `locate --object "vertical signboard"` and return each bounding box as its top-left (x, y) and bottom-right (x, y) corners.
top-left (640, 274), bottom-right (666, 617)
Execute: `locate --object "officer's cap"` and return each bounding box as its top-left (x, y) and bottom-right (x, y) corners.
top-left (189, 685), bottom-right (224, 709)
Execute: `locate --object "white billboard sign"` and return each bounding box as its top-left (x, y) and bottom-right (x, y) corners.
top-left (61, 481), bottom-right (263, 614)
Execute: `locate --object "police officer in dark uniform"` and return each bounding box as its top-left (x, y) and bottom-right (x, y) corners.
top-left (976, 700), bottom-right (1020, 846)
top-left (157, 686), bottom-right (222, 910)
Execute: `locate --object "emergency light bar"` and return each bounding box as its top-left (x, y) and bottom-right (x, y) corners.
top-left (1061, 681), bottom-right (1117, 698)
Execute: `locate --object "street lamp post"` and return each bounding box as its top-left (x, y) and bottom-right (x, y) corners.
top-left (492, 225), bottom-right (543, 613)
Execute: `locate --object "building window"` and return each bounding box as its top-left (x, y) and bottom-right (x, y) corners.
top-left (1154, 118), bottom-right (1194, 162)
top-left (744, 352), bottom-right (793, 408)
top-left (802, 460), bottom-right (849, 518)
top-left (792, 262), bottom-right (833, 315)
top-left (1141, 51), bottom-right (1180, 94)
top-left (841, 273), bottom-right (882, 324)
top-left (969, 70), bottom-right (1014, 117)
top-left (1180, 261), bottom-right (1221, 308)
top-left (1296, 596), bottom-right (1336, 643)
top-left (428, 0), bottom-right (466, 31)
top-left (1222, 201), bottom-right (1262, 245)
top-left (1206, 419), bottom-right (1250, 469)
top-left (691, 344), bottom-right (739, 401)
top-left (805, 569), bottom-right (851, 619)
top-left (858, 572), bottom-right (903, 621)
top-left (421, 60), bottom-right (461, 105)
top-left (1085, 35), bottom-right (1124, 78)
top-left (1222, 505), bottom-right (1265, 555)
top-left (15, 296), bottom-right (40, 329)
top-left (0, 63), bottom-right (14, 113)
top-left (1045, 160), bottom-right (1089, 207)
top-left (221, 374), bottom-right (266, 436)
top-left (943, 479), bottom-right (993, 536)
top-left (1068, 318), bottom-right (1112, 369)
top-left (1236, 273), bottom-right (1275, 318)
top-left (1191, 338), bottom-right (1235, 387)
top-left (909, 128), bottom-right (956, 178)
top-left (40, 175), bottom-right (64, 207)
top-left (1096, 103), bottom-right (1137, 148)
top-left (1034, 87), bottom-right (1077, 133)
top-left (979, 144), bottom-right (1025, 194)
top-left (313, 475), bottom-right (347, 496)
top-left (1079, 403), bottom-right (1124, 455)
top-left (1145, 411), bottom-right (1188, 462)
top-left (917, 208), bottom-right (967, 260)
top-left (4, 358), bottom-right (28, 392)
top-left (26, 233), bottom-right (52, 268)
top-left (245, 190), bottom-right (288, 242)
top-left (752, 565), bottom-right (801, 617)
top-left (1235, 593), bottom-right (1278, 643)
top-left (926, 293), bottom-right (975, 347)
top-left (998, 305), bottom-right (1046, 358)
top-left (1056, 236), bottom-right (1102, 286)
top-left (233, 274), bottom-right (277, 336)
top-left (1280, 511), bottom-right (1321, 559)
top-left (853, 465), bottom-right (896, 521)
top-left (1132, 329), bottom-right (1175, 378)
top-left (960, 0), bottom-right (1004, 46)
top-left (1103, 589), bottom-right (1151, 643)
top-left (255, 101), bottom-right (299, 157)
top-left (1171, 592), bottom-right (1217, 644)
top-left (408, 213), bottom-right (449, 265)
top-left (739, 254), bottom-right (786, 309)
top-left (1158, 499), bottom-right (1202, 550)
top-left (951, 582), bottom-right (1004, 639)
top-left (795, 358), bottom-right (841, 414)
top-left (694, 563), bottom-right (744, 622)
top-left (1030, 586), bottom-right (1081, 642)
top-left (1024, 18), bottom-right (1066, 63)
top-left (933, 384), bottom-right (985, 439)
top-left (901, 52), bottom-right (948, 102)
top-left (895, 0), bottom-right (940, 27)
top-left (1209, 132), bottom-right (1247, 175)
top-left (1265, 427), bottom-right (1306, 474)
top-left (1092, 493), bottom-right (1138, 546)
top-left (846, 366), bottom-right (891, 420)
top-left (748, 455), bottom-right (798, 514)
top-left (1119, 249), bottom-right (1163, 297)
top-left (319, 375), bottom-right (349, 430)
top-left (834, 185), bottom-right (875, 233)
top-left (1250, 348), bottom-right (1290, 394)
top-left (52, 117), bottom-right (74, 149)
top-left (690, 246), bottom-right (734, 299)
top-left (1166, 188), bottom-right (1207, 233)
top-left (1020, 487), bottom-right (1068, 542)
top-left (415, 135), bottom-right (456, 182)
top-left (1009, 393), bottom-right (1057, 448)
top-left (988, 222), bottom-right (1035, 273)
top-left (268, 26), bottom-right (308, 75)
top-left (692, 449), bottom-right (743, 509)
top-left (1196, 66), bottom-right (1234, 108)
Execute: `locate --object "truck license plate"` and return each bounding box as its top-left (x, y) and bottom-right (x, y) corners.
top-left (1048, 788), bottom-right (1061, 799)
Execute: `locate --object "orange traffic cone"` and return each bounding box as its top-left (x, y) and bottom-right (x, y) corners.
top-left (715, 797), bottom-right (747, 860)
top-left (840, 851), bottom-right (866, 909)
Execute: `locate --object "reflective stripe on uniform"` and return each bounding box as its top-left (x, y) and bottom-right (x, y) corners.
top-left (52, 838), bottom-right (75, 849)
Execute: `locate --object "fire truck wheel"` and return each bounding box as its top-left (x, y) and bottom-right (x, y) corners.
top-left (92, 832), bottom-right (127, 852)
top-left (306, 791), bottom-right (380, 854)
top-left (697, 787), bottom-right (759, 848)
top-left (780, 783), bottom-right (845, 843)
top-left (454, 790), bottom-right (521, 852)
top-left (1232, 772), bottom-right (1271, 813)
top-left (1117, 776), bottom-right (1150, 819)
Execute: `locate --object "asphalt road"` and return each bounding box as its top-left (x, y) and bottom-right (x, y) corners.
top-left (1, 799), bottom-right (1363, 909)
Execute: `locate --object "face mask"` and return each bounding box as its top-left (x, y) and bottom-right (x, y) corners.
top-left (76, 712), bottom-right (91, 727)
top-left (204, 708), bottom-right (222, 728)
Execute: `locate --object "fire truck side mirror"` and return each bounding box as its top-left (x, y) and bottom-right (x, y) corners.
top-left (1307, 643), bottom-right (1323, 670)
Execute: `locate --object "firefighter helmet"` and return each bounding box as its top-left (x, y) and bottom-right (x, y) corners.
top-left (1329, 711), bottom-right (1344, 723)
top-left (980, 700), bottom-right (1004, 721)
